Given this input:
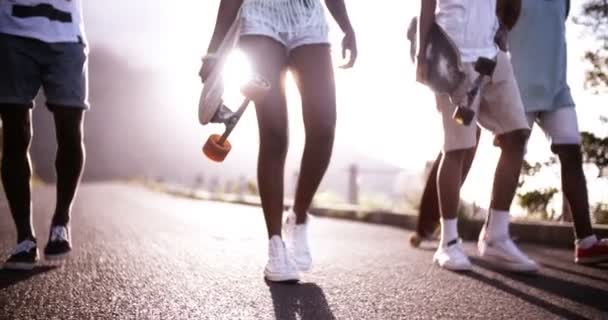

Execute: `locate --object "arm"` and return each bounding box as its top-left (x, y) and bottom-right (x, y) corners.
top-left (496, 0), bottom-right (521, 30)
top-left (494, 0), bottom-right (521, 52)
top-left (324, 0), bottom-right (358, 68)
top-left (200, 0), bottom-right (242, 82)
top-left (324, 0), bottom-right (354, 34)
top-left (205, 0), bottom-right (243, 54)
top-left (416, 0), bottom-right (436, 83)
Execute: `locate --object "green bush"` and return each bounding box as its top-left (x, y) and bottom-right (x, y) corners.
top-left (517, 188), bottom-right (559, 219)
top-left (592, 203), bottom-right (608, 224)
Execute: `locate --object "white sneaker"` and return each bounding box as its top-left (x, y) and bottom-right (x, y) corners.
top-left (478, 227), bottom-right (539, 273)
top-left (264, 235), bottom-right (300, 282)
top-left (282, 211), bottom-right (312, 272)
top-left (4, 239), bottom-right (39, 271)
top-left (433, 239), bottom-right (472, 271)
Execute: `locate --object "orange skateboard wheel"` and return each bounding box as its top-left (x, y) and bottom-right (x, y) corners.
top-left (203, 134), bottom-right (232, 162)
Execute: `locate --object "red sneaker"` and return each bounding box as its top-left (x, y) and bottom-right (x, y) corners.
top-left (575, 239), bottom-right (608, 264)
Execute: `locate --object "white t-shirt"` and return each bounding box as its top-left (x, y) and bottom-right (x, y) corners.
top-left (0, 0), bottom-right (86, 44)
top-left (435, 0), bottom-right (498, 63)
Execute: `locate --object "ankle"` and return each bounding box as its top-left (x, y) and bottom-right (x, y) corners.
top-left (291, 207), bottom-right (308, 224)
top-left (17, 227), bottom-right (36, 243)
top-left (52, 211), bottom-right (70, 227)
top-left (486, 208), bottom-right (510, 239)
top-left (440, 218), bottom-right (458, 246)
top-left (17, 235), bottom-right (36, 244)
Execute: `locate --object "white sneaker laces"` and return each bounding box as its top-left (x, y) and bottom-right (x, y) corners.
top-left (50, 226), bottom-right (69, 242)
top-left (12, 240), bottom-right (36, 255)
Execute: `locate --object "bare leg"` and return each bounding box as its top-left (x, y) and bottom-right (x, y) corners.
top-left (418, 127), bottom-right (480, 236)
top-left (553, 144), bottom-right (593, 239)
top-left (437, 149), bottom-right (469, 220)
top-left (489, 129), bottom-right (529, 210)
top-left (418, 152), bottom-right (442, 235)
top-left (0, 108), bottom-right (34, 243)
top-left (288, 44), bottom-right (336, 224)
top-left (50, 106), bottom-right (85, 227)
top-left (240, 36), bottom-right (289, 238)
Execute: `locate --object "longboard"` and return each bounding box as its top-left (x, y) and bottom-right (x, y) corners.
top-left (198, 14), bottom-right (270, 162)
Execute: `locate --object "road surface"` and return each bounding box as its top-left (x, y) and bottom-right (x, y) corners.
top-left (1, 183), bottom-right (607, 319)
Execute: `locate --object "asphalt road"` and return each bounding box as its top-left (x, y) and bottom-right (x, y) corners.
top-left (0, 183), bottom-right (607, 320)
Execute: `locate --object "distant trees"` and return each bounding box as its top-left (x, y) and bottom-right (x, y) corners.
top-left (577, 0), bottom-right (608, 223)
top-left (574, 0), bottom-right (608, 93)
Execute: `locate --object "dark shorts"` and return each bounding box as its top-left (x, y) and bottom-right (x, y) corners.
top-left (0, 33), bottom-right (89, 110)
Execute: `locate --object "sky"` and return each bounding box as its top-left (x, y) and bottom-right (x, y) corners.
top-left (82, 0), bottom-right (607, 209)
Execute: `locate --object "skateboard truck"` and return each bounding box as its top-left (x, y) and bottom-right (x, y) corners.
top-left (452, 57), bottom-right (497, 126)
top-left (202, 75), bottom-right (270, 162)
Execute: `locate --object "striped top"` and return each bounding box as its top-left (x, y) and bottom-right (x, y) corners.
top-left (241, 0), bottom-right (328, 33)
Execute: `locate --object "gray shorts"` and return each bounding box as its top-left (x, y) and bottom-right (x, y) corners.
top-left (526, 106), bottom-right (582, 145)
top-left (0, 33), bottom-right (89, 110)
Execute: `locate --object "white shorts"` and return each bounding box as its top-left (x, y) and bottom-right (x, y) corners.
top-left (240, 0), bottom-right (329, 52)
top-left (438, 51), bottom-right (529, 151)
top-left (526, 107), bottom-right (582, 145)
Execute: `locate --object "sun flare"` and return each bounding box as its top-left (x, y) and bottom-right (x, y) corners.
top-left (222, 50), bottom-right (253, 100)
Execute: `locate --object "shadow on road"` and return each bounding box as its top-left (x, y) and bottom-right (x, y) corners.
top-left (541, 262), bottom-right (608, 284)
top-left (467, 257), bottom-right (608, 317)
top-left (266, 280), bottom-right (336, 320)
top-left (462, 269), bottom-right (587, 320)
top-left (0, 265), bottom-right (58, 290)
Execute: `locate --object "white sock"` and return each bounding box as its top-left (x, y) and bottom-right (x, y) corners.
top-left (440, 218), bottom-right (458, 246)
top-left (486, 208), bottom-right (510, 239)
top-left (576, 235), bottom-right (597, 249)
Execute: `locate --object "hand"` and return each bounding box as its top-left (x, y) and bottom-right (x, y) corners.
top-left (415, 57), bottom-right (429, 84)
top-left (494, 25), bottom-right (509, 52)
top-left (340, 29), bottom-right (358, 69)
top-left (199, 54), bottom-right (217, 83)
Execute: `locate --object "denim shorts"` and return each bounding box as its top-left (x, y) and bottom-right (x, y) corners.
top-left (0, 33), bottom-right (89, 109)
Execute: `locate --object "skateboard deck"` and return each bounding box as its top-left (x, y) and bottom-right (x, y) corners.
top-left (410, 20), bottom-right (496, 126)
top-left (199, 15), bottom-right (242, 125)
top-left (415, 22), bottom-right (466, 97)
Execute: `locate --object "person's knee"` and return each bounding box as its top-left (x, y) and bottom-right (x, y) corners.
top-left (495, 129), bottom-right (530, 154)
top-left (306, 120), bottom-right (335, 146)
top-left (52, 107), bottom-right (84, 148)
top-left (3, 132), bottom-right (32, 159)
top-left (1, 119), bottom-right (32, 156)
top-left (442, 148), bottom-right (473, 162)
top-left (259, 128), bottom-right (289, 157)
top-left (552, 144), bottom-right (583, 165)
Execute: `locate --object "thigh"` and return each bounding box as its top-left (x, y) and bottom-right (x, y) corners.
top-left (288, 44), bottom-right (336, 130)
top-left (537, 107), bottom-right (581, 145)
top-left (478, 51), bottom-right (529, 135)
top-left (239, 35), bottom-right (290, 136)
top-left (42, 41), bottom-right (89, 110)
top-left (437, 94), bottom-right (479, 152)
top-left (0, 34), bottom-right (41, 107)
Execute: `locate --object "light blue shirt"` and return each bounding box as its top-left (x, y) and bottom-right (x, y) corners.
top-left (508, 0), bottom-right (574, 112)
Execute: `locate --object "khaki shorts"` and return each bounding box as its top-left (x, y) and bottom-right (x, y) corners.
top-left (438, 51), bottom-right (529, 151)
